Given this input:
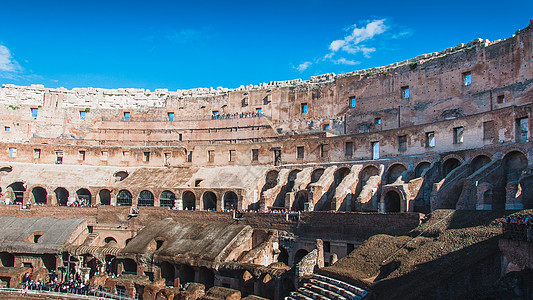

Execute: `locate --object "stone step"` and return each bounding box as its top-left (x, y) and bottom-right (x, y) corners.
top-left (313, 275), bottom-right (368, 298)
top-left (309, 279), bottom-right (358, 299)
top-left (299, 287), bottom-right (329, 300)
top-left (305, 283), bottom-right (348, 300)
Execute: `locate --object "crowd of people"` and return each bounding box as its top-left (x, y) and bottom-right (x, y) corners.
top-left (22, 271), bottom-right (90, 295)
top-left (503, 215), bottom-right (532, 242)
top-left (211, 111), bottom-right (261, 120)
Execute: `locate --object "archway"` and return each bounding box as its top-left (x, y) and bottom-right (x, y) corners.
top-left (76, 188), bottom-right (91, 206)
top-left (275, 169), bottom-right (301, 208)
top-left (334, 167), bottom-right (350, 185)
top-left (310, 168), bottom-right (325, 183)
top-left (471, 155), bottom-right (491, 174)
top-left (159, 190), bottom-right (175, 207)
top-left (198, 267), bottom-right (215, 289)
top-left (443, 158), bottom-right (461, 177)
top-left (105, 255), bottom-right (117, 275)
top-left (54, 187), bottom-right (69, 206)
top-left (386, 164), bottom-right (407, 184)
top-left (31, 187), bottom-right (47, 205)
top-left (104, 237), bottom-right (118, 247)
top-left (293, 249), bottom-right (309, 266)
top-left (503, 151), bottom-right (528, 182)
top-left (202, 192), bottom-right (217, 210)
top-left (7, 182), bottom-right (25, 205)
top-left (0, 252), bottom-right (14, 267)
top-left (182, 191), bottom-right (196, 210)
top-left (99, 189), bottom-right (111, 205)
top-left (121, 258), bottom-right (137, 275)
top-left (114, 171), bottom-right (129, 181)
top-left (160, 261), bottom-right (175, 286)
top-left (292, 190), bottom-right (308, 211)
top-left (138, 190), bottom-right (154, 207)
top-left (277, 246), bottom-right (289, 265)
top-left (263, 170), bottom-right (279, 191)
top-left (178, 265), bottom-right (195, 285)
top-left (223, 191), bottom-right (238, 210)
top-left (384, 191), bottom-right (401, 212)
top-left (415, 162), bottom-right (431, 178)
top-left (116, 190), bottom-right (132, 206)
top-left (42, 254), bottom-right (56, 272)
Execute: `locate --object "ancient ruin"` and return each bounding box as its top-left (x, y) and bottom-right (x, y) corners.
top-left (0, 19), bottom-right (532, 300)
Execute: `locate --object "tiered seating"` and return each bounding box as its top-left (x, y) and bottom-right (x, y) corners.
top-left (286, 274), bottom-right (369, 300)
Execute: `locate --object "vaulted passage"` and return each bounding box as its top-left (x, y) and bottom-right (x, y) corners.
top-left (443, 158), bottom-right (461, 177)
top-left (182, 191), bottom-right (196, 210)
top-left (138, 190), bottom-right (154, 207)
top-left (99, 189), bottom-right (111, 205)
top-left (223, 191), bottom-right (238, 210)
top-left (116, 190), bottom-right (132, 206)
top-left (159, 190), bottom-right (175, 207)
top-left (202, 191), bottom-right (217, 210)
top-left (54, 187), bottom-right (69, 206)
top-left (386, 164), bottom-right (407, 184)
top-left (32, 187), bottom-right (47, 204)
top-left (8, 182), bottom-right (25, 205)
top-left (76, 188), bottom-right (91, 205)
top-left (384, 191), bottom-right (401, 212)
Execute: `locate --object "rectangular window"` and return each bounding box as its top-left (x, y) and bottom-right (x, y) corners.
top-left (371, 141), bottom-right (379, 159)
top-left (497, 95), bottom-right (505, 104)
top-left (208, 150), bottom-right (214, 163)
top-left (349, 97), bottom-right (356, 108)
top-left (212, 111), bottom-right (219, 118)
top-left (463, 72), bottom-right (471, 86)
top-left (9, 147), bottom-right (16, 158)
top-left (252, 149), bottom-right (259, 161)
top-left (483, 121), bottom-right (495, 142)
top-left (453, 127), bottom-right (464, 144)
top-left (229, 150), bottom-right (236, 162)
top-left (55, 151), bottom-right (63, 164)
top-left (516, 117), bottom-right (529, 143)
top-left (4, 126), bottom-right (10, 132)
top-left (168, 112), bottom-right (174, 121)
top-left (79, 111), bottom-right (86, 120)
top-left (123, 112), bottom-right (130, 121)
top-left (164, 152), bottom-right (171, 166)
top-left (31, 108), bottom-right (38, 117)
top-left (33, 149), bottom-right (41, 159)
top-left (375, 118), bottom-right (382, 125)
top-left (426, 132), bottom-right (435, 148)
top-left (320, 143), bottom-right (328, 158)
top-left (345, 142), bottom-right (353, 157)
top-left (301, 103), bottom-right (308, 114)
top-left (143, 151), bottom-right (150, 162)
top-left (78, 150), bottom-right (86, 160)
top-left (187, 151), bottom-right (193, 163)
top-left (101, 151), bottom-right (108, 161)
top-left (297, 146), bottom-right (304, 159)
top-left (398, 135), bottom-right (407, 152)
top-left (401, 86), bottom-right (409, 99)
top-left (122, 151), bottom-right (129, 161)
top-left (178, 133), bottom-right (183, 141)
top-left (322, 124), bottom-right (330, 131)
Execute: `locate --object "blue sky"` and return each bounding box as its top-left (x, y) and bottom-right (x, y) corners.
top-left (0, 0), bottom-right (532, 90)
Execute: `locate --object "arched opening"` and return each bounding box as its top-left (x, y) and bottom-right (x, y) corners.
top-left (386, 164), bottom-right (407, 184)
top-left (262, 274), bottom-right (275, 299)
top-left (320, 167), bottom-right (350, 211)
top-left (310, 168), bottom-right (325, 183)
top-left (54, 187), bottom-right (69, 206)
top-left (83, 254), bottom-right (100, 278)
top-left (159, 190), bottom-right (176, 207)
top-left (105, 255), bottom-right (117, 275)
top-left (121, 258), bottom-right (137, 275)
top-left (202, 191), bottom-right (217, 210)
top-left (42, 254), bottom-right (56, 272)
top-left (293, 249), bottom-right (309, 266)
top-left (104, 237), bottom-right (118, 247)
top-left (99, 189), bottom-right (111, 205)
top-left (360, 166), bottom-right (379, 182)
top-left (292, 190), bottom-right (308, 211)
top-left (114, 171), bottom-right (129, 181)
top-left (471, 155), bottom-right (491, 174)
top-left (242, 271), bottom-right (255, 296)
top-left (76, 188), bottom-right (91, 206)
top-left (160, 261), bottom-right (175, 286)
top-left (260, 170), bottom-right (279, 204)
top-left (223, 191), bottom-right (238, 210)
top-left (277, 246), bottom-right (289, 265)
top-left (384, 191), bottom-right (401, 212)
top-left (0, 252), bottom-right (14, 267)
top-left (494, 151), bottom-right (529, 210)
top-left (31, 187), bottom-right (47, 205)
top-left (178, 265), bottom-right (195, 285)
top-left (182, 191), bottom-right (196, 210)
top-left (116, 190), bottom-right (132, 206)
top-left (198, 267), bottom-right (215, 289)
top-left (443, 158), bottom-right (461, 177)
top-left (334, 167), bottom-right (350, 185)
top-left (137, 190), bottom-right (154, 207)
top-left (7, 182), bottom-right (25, 205)
top-left (414, 162), bottom-right (431, 178)
top-left (275, 169), bottom-right (301, 208)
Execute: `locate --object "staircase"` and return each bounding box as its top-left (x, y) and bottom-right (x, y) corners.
top-left (286, 274), bottom-right (369, 300)
top-left (82, 233), bottom-right (99, 246)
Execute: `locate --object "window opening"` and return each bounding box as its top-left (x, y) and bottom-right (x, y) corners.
top-left (168, 112), bottom-right (174, 121)
top-left (371, 141), bottom-right (379, 159)
top-left (252, 149), bottom-right (259, 161)
top-left (301, 103), bottom-right (308, 113)
top-left (401, 86), bottom-right (409, 99)
top-left (297, 146), bottom-right (304, 159)
top-left (453, 127), bottom-right (464, 144)
top-left (349, 97), bottom-right (356, 108)
top-left (123, 112), bottom-right (130, 121)
top-left (31, 108), bottom-right (38, 117)
top-left (345, 142), bottom-right (353, 157)
top-left (463, 72), bottom-right (471, 86)
top-left (426, 132), bottom-right (435, 148)
top-left (398, 135), bottom-right (407, 152)
top-left (79, 111), bottom-right (86, 120)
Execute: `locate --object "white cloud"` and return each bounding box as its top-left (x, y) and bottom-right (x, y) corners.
top-left (328, 19), bottom-right (387, 56)
top-left (0, 45), bottom-right (22, 73)
top-left (295, 61), bottom-right (312, 72)
top-left (332, 58), bottom-right (359, 65)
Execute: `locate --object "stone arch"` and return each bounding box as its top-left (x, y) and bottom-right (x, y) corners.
top-left (263, 169), bottom-right (279, 190)
top-left (138, 190), bottom-right (154, 207)
top-left (104, 237), bottom-right (118, 246)
top-left (159, 190), bottom-right (176, 207)
top-left (160, 261), bottom-right (176, 286)
top-left (414, 161), bottom-right (431, 178)
top-left (223, 191), bottom-right (238, 210)
top-left (470, 155), bottom-right (491, 174)
top-left (121, 258), bottom-right (137, 275)
top-left (386, 163), bottom-right (408, 184)
top-left (76, 188), bottom-right (91, 206)
top-left (310, 168), bottom-right (325, 183)
top-left (383, 190), bottom-right (402, 212)
top-left (182, 191), bottom-right (196, 210)
top-left (98, 189), bottom-right (111, 205)
top-left (443, 157), bottom-right (461, 177)
top-left (292, 190), bottom-right (308, 211)
top-left (113, 170), bottom-right (129, 181)
top-left (0, 252), bottom-right (14, 267)
top-left (54, 187), bottom-right (69, 206)
top-left (277, 246), bottom-right (289, 265)
top-left (334, 166), bottom-right (351, 185)
top-left (178, 265), bottom-right (195, 285)
top-left (503, 151), bottom-right (528, 181)
top-left (198, 267), bottom-right (215, 289)
top-left (293, 249), bottom-right (309, 266)
top-left (202, 191), bottom-right (217, 210)
top-left (275, 169), bottom-right (301, 207)
top-left (116, 190), bottom-right (132, 206)
top-left (7, 182), bottom-right (26, 205)
top-left (42, 254), bottom-right (56, 272)
top-left (360, 165), bottom-right (380, 181)
top-left (31, 187), bottom-right (47, 205)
